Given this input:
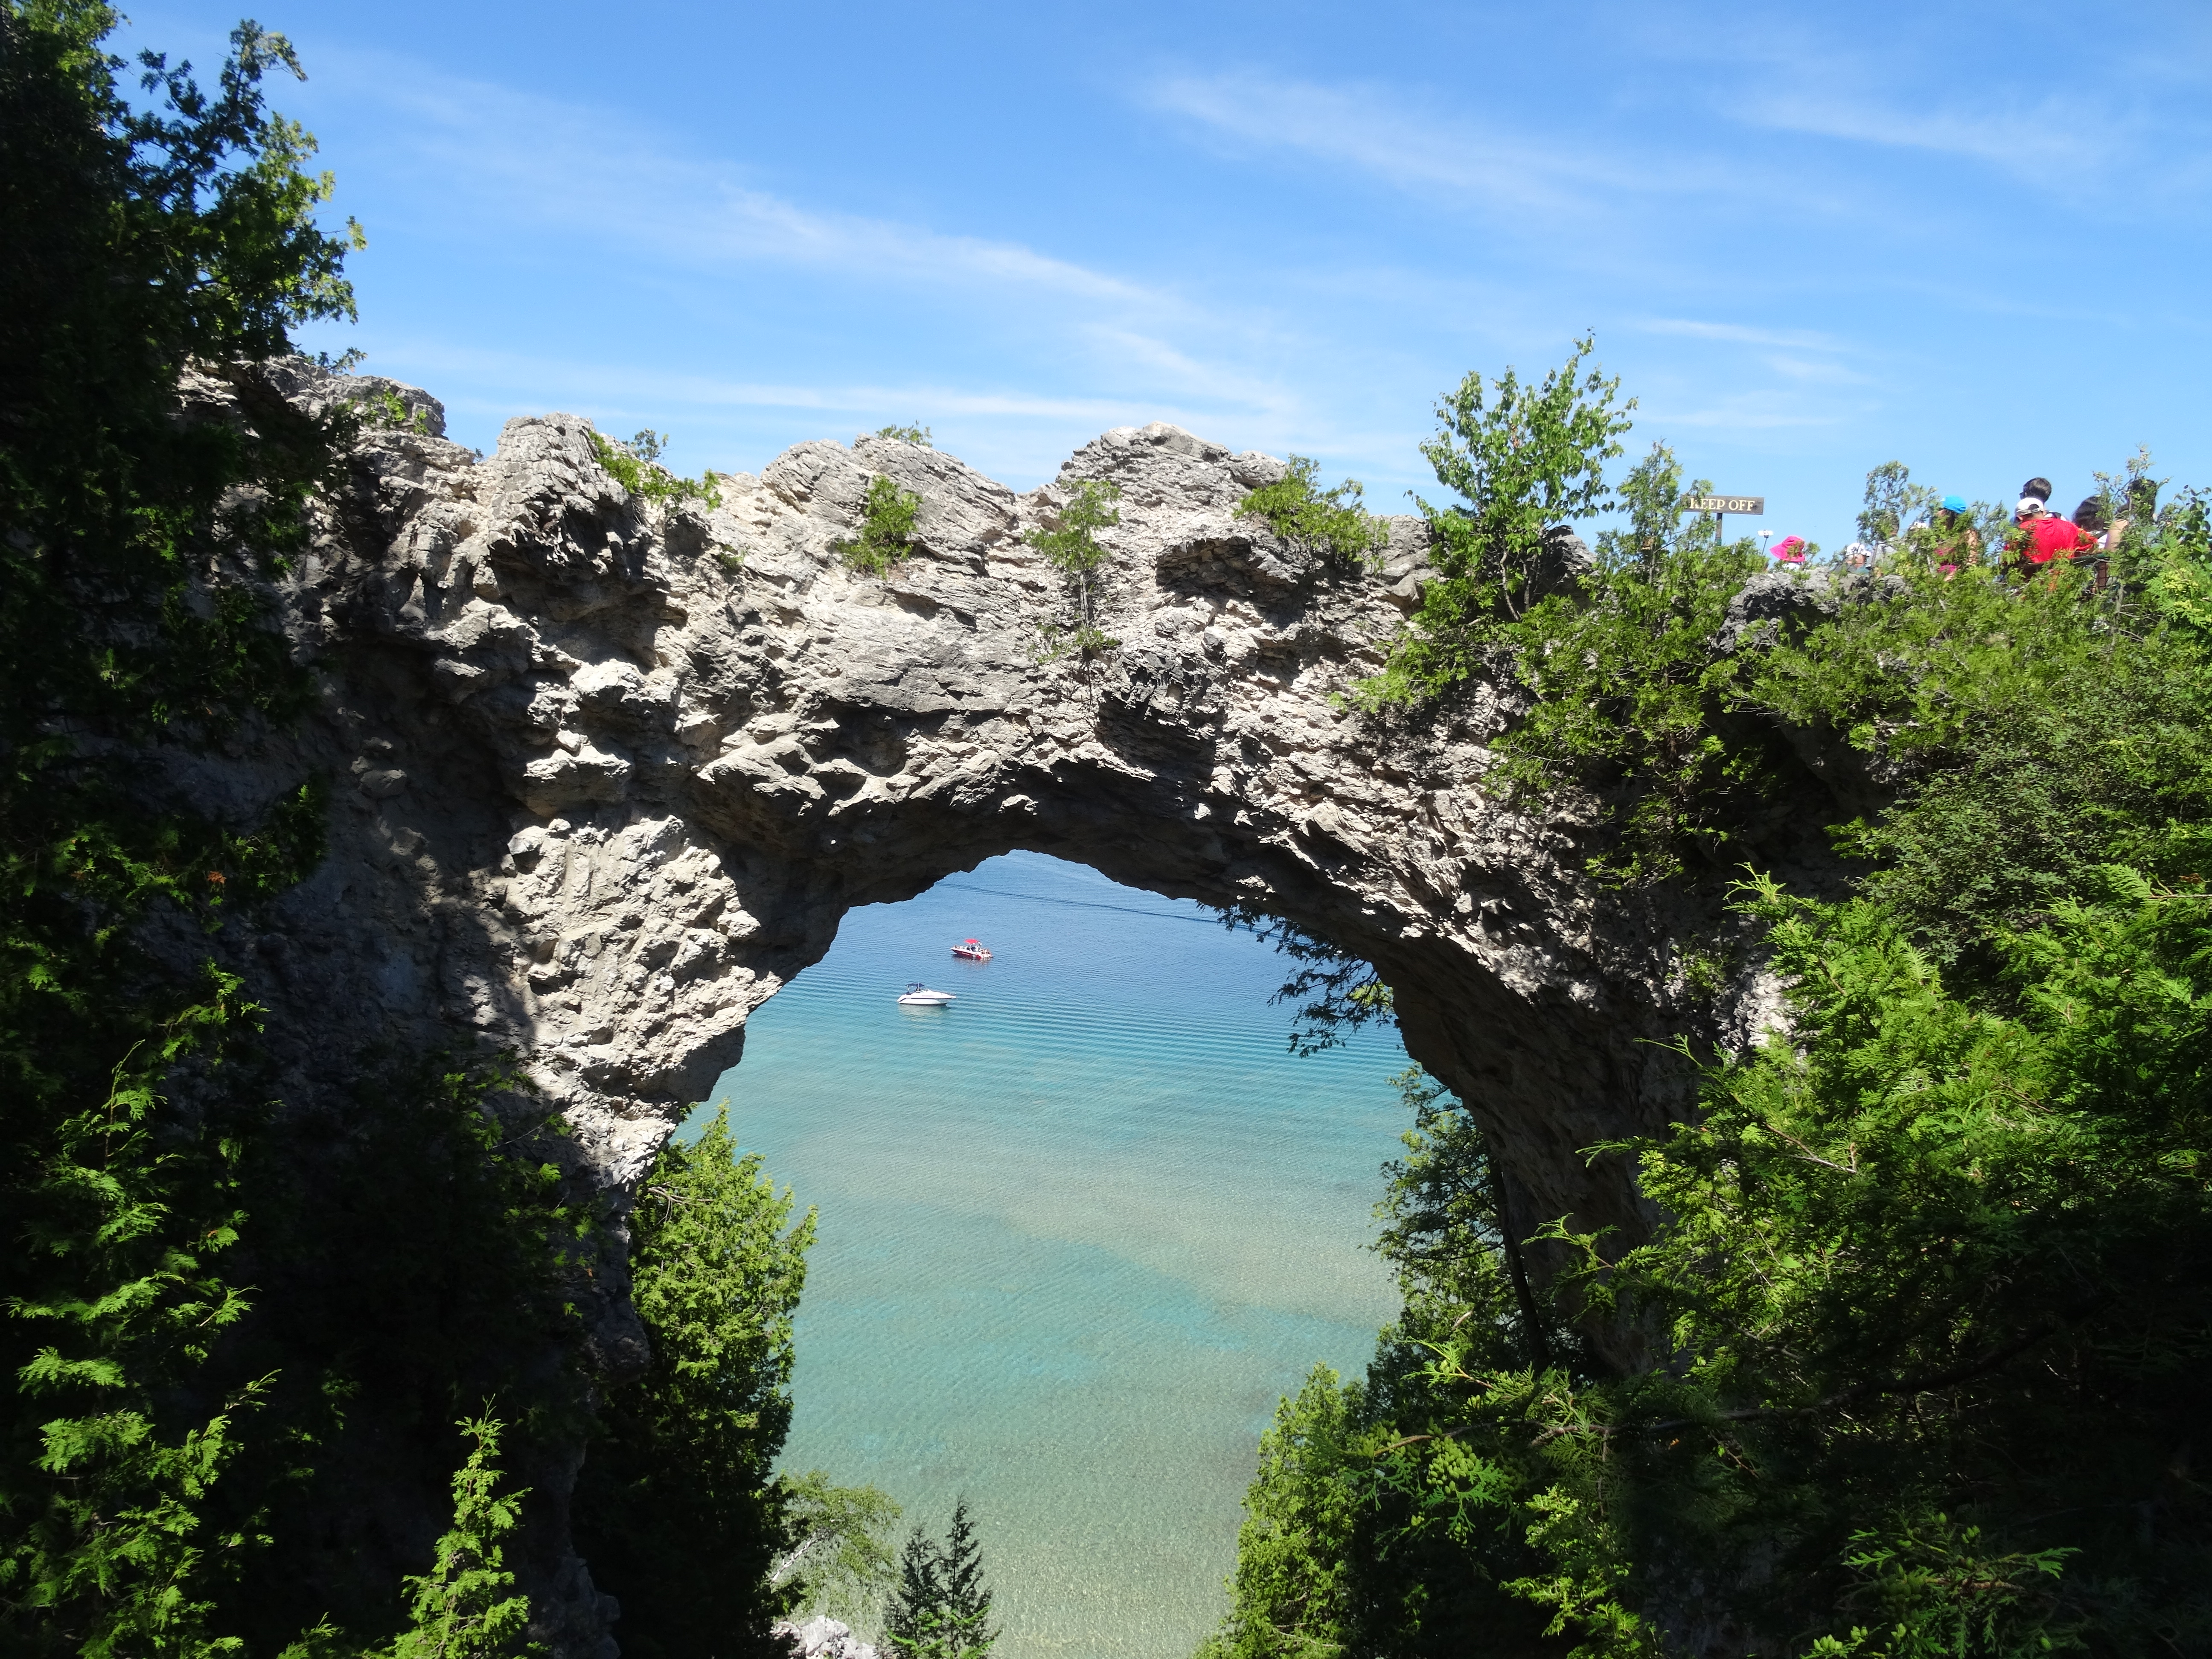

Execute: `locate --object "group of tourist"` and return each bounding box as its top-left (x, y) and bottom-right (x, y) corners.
top-left (1764, 474), bottom-right (2154, 588)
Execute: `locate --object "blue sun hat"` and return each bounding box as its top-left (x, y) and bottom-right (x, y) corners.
top-left (1942, 494), bottom-right (1969, 514)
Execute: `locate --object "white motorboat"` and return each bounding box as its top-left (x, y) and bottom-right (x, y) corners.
top-left (897, 982), bottom-right (956, 1007)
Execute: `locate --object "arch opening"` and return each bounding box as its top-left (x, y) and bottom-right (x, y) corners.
top-left (699, 851), bottom-right (1411, 1659)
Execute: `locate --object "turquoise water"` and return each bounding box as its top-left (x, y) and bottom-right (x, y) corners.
top-left (700, 853), bottom-right (1409, 1659)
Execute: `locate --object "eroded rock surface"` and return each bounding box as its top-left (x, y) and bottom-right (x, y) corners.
top-left (186, 361), bottom-right (1825, 1655)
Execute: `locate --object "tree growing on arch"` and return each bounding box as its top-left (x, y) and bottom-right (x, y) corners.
top-left (1025, 477), bottom-right (1122, 658)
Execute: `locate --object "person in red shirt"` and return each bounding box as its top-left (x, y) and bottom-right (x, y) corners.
top-left (2009, 496), bottom-right (2097, 572)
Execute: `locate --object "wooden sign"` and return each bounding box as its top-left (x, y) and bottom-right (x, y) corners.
top-left (1681, 495), bottom-right (1764, 515)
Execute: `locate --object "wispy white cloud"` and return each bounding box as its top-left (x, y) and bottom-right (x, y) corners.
top-left (1642, 393), bottom-right (1853, 433)
top-left (1146, 71), bottom-right (1647, 216)
top-left (322, 50), bottom-right (1167, 310)
top-left (1077, 327), bottom-right (1305, 420)
top-left (1736, 91), bottom-right (2122, 181)
top-left (381, 340), bottom-right (1181, 426)
top-left (1636, 317), bottom-right (1846, 351)
top-left (1762, 354), bottom-right (1871, 387)
top-left (1649, 8), bottom-right (2202, 197)
top-left (1141, 67), bottom-right (1863, 239)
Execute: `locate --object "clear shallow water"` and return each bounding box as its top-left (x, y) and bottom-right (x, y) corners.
top-left (698, 853), bottom-right (1409, 1659)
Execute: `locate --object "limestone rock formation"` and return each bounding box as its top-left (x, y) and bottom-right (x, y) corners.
top-left (774, 1615), bottom-right (881, 1659)
top-left (179, 360), bottom-right (1825, 1655)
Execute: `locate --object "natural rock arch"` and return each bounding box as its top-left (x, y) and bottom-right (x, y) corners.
top-left (190, 362), bottom-right (1799, 1654)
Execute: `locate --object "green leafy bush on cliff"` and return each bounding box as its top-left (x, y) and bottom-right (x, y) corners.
top-left (1356, 334), bottom-right (1634, 708)
top-left (1203, 346), bottom-right (2212, 1656)
top-left (587, 427), bottom-right (722, 510)
top-left (1233, 455), bottom-right (1390, 573)
top-left (837, 474), bottom-right (926, 576)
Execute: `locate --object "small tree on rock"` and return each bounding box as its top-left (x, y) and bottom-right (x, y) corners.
top-left (1025, 478), bottom-right (1121, 658)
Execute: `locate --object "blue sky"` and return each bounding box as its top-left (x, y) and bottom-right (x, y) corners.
top-left (131, 0), bottom-right (2212, 547)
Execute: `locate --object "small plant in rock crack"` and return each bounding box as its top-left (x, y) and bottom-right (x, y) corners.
top-left (874, 422), bottom-right (934, 447)
top-left (587, 427), bottom-right (722, 509)
top-left (836, 474), bottom-right (926, 575)
top-left (1233, 454), bottom-right (1390, 572)
top-left (358, 386), bottom-right (434, 434)
top-left (1025, 477), bottom-right (1122, 658)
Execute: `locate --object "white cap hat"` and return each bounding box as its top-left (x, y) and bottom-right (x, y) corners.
top-left (2017, 496), bottom-right (2048, 515)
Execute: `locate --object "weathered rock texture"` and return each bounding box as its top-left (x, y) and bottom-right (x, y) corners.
top-left (181, 362), bottom-right (1830, 1655)
top-left (774, 1615), bottom-right (880, 1659)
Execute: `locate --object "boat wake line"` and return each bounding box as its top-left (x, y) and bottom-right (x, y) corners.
top-left (934, 880), bottom-right (1218, 928)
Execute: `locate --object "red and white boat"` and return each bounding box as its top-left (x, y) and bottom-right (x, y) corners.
top-left (951, 938), bottom-right (992, 962)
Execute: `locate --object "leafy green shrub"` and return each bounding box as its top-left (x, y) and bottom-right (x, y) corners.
top-left (874, 423), bottom-right (933, 447)
top-left (1234, 455), bottom-right (1389, 572)
top-left (836, 474), bottom-right (925, 576)
top-left (1467, 441), bottom-right (1771, 884)
top-left (572, 1108), bottom-right (816, 1659)
top-left (358, 387), bottom-right (433, 434)
top-left (586, 428), bottom-right (721, 510)
top-left (1025, 477), bottom-right (1121, 658)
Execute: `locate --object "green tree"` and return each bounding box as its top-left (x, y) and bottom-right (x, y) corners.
top-left (1196, 1370), bottom-right (1364, 1659)
top-left (572, 1107), bottom-right (817, 1659)
top-left (1214, 905), bottom-right (1395, 1057)
top-left (1362, 334), bottom-right (1633, 704)
top-left (1855, 459), bottom-right (1937, 555)
top-left (1, 3), bottom-right (363, 1650)
top-left (384, 1417), bottom-right (539, 1659)
top-left (885, 1500), bottom-right (995, 1659)
top-left (1025, 477), bottom-right (1121, 657)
